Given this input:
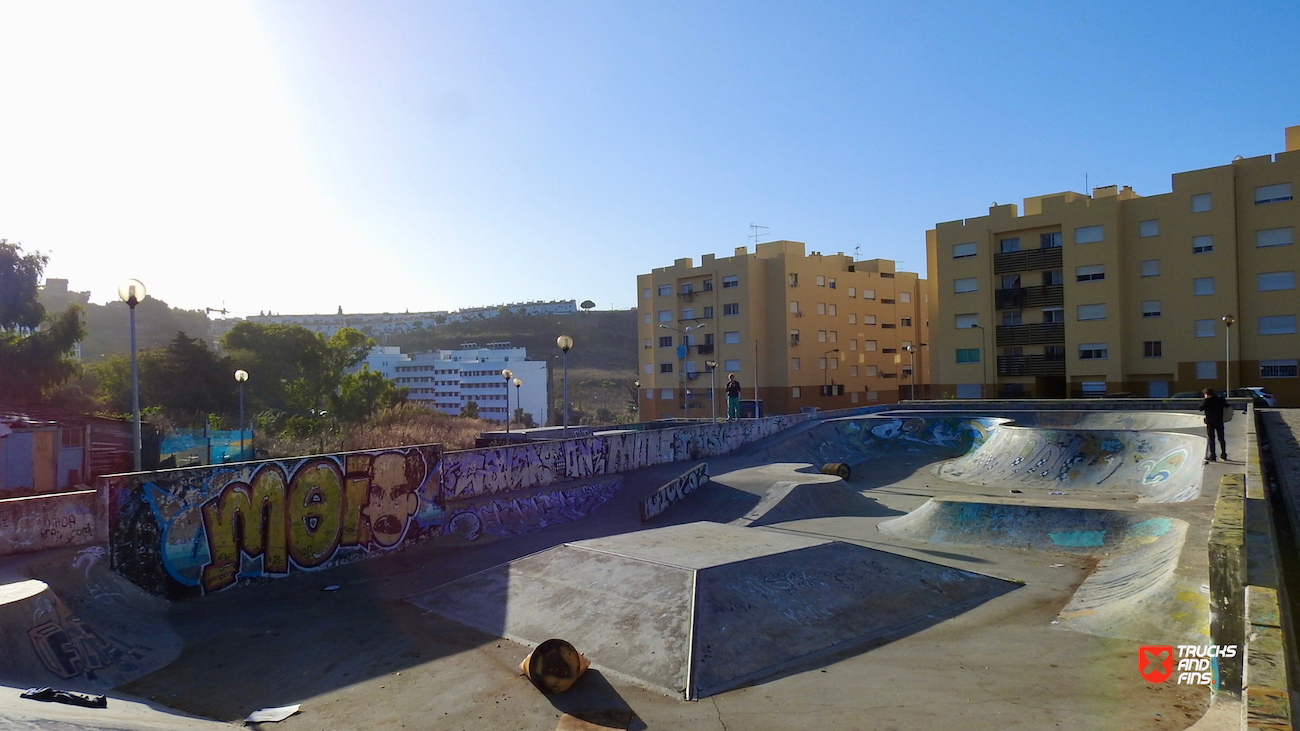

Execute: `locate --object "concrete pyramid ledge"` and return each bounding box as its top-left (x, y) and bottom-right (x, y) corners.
top-left (410, 521), bottom-right (1017, 699)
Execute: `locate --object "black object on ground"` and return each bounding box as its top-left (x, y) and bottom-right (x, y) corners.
top-left (20, 687), bottom-right (108, 708)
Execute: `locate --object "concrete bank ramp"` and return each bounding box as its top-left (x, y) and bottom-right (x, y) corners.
top-left (0, 547), bottom-right (181, 692)
top-left (731, 479), bottom-right (892, 526)
top-left (936, 425), bottom-right (1203, 502)
top-left (753, 413), bottom-right (1004, 468)
top-left (409, 521), bottom-right (1016, 699)
top-left (1006, 410), bottom-right (1205, 431)
top-left (879, 500), bottom-right (1208, 643)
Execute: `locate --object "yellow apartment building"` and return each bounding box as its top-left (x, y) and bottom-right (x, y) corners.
top-left (925, 125), bottom-right (1300, 405)
top-left (636, 240), bottom-right (929, 419)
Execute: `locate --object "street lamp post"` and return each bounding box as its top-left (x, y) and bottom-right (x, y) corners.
top-left (822, 348), bottom-right (840, 397)
top-left (1222, 315), bottom-right (1236, 397)
top-left (557, 336), bottom-right (573, 435)
top-left (234, 369), bottom-right (248, 459)
top-left (970, 324), bottom-right (987, 399)
top-left (705, 360), bottom-right (718, 422)
top-left (118, 279), bottom-right (146, 471)
top-left (501, 369), bottom-right (514, 434)
top-left (513, 377), bottom-right (523, 427)
top-left (660, 319), bottom-right (712, 416)
top-left (903, 344), bottom-right (917, 401)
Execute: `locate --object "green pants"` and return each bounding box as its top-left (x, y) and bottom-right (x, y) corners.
top-left (727, 396), bottom-right (740, 420)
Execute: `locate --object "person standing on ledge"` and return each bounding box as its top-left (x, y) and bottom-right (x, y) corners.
top-left (1198, 387), bottom-right (1228, 463)
top-left (725, 374), bottom-right (742, 421)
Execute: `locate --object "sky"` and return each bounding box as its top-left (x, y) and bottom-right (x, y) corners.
top-left (2, 1), bottom-right (1297, 318)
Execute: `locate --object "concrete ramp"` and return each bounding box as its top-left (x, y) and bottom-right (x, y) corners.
top-left (879, 500), bottom-right (1207, 643)
top-left (409, 521), bottom-right (1017, 699)
top-left (732, 479), bottom-right (888, 526)
top-left (754, 414), bottom-right (1004, 468)
top-left (936, 426), bottom-right (1203, 502)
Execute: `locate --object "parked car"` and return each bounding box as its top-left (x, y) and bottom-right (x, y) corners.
top-left (1232, 387), bottom-right (1278, 407)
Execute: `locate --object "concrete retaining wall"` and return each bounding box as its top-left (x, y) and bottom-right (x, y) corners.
top-left (1209, 472), bottom-right (1246, 694)
top-left (0, 490), bottom-right (102, 557)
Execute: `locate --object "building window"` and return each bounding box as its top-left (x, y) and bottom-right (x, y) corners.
top-left (816, 275), bottom-right (826, 287)
top-left (1195, 319), bottom-right (1215, 338)
top-left (1074, 225), bottom-right (1104, 244)
top-left (658, 285), bottom-right (671, 296)
top-left (703, 306), bottom-right (714, 318)
top-left (1140, 260), bottom-right (1160, 277)
top-left (1191, 193), bottom-right (1212, 212)
top-left (1001, 274), bottom-right (1021, 290)
top-left (1143, 341), bottom-right (1163, 358)
top-left (1141, 300), bottom-right (1161, 318)
top-left (660, 389), bottom-right (673, 400)
top-left (955, 313), bottom-right (979, 329)
top-left (1077, 304), bottom-right (1106, 321)
top-left (1076, 265), bottom-right (1105, 282)
top-left (1042, 307), bottom-right (1064, 323)
top-left (1000, 237), bottom-right (1021, 253)
top-left (790, 301), bottom-right (799, 314)
top-left (1259, 271), bottom-right (1296, 291)
top-left (956, 348), bottom-right (980, 363)
top-left (682, 308), bottom-right (695, 319)
top-left (791, 386), bottom-right (801, 398)
top-left (848, 287), bottom-right (856, 298)
top-left (791, 357), bottom-right (801, 370)
top-left (789, 273), bottom-right (798, 287)
top-left (1257, 227), bottom-right (1294, 247)
top-left (865, 340), bottom-right (877, 351)
top-left (866, 365), bottom-right (879, 377)
top-left (954, 277), bottom-right (978, 293)
top-left (900, 292), bottom-right (911, 303)
top-left (850, 365), bottom-right (859, 377)
top-left (658, 310), bottom-right (672, 322)
top-left (848, 313), bottom-right (857, 324)
top-left (862, 289), bottom-right (876, 300)
top-left (723, 303), bottom-right (739, 316)
top-left (1255, 183), bottom-right (1293, 205)
top-left (1040, 232), bottom-right (1062, 249)
top-left (829, 331), bottom-right (838, 343)
top-left (1260, 315), bottom-right (1298, 335)
top-left (644, 313), bottom-right (652, 324)
top-left (1192, 235), bottom-right (1213, 254)
top-left (1043, 270), bottom-right (1063, 286)
top-left (817, 302), bottom-right (826, 315)
top-left (642, 288), bottom-right (651, 299)
top-left (724, 359), bottom-right (741, 371)
top-left (723, 331), bottom-right (741, 344)
top-left (1081, 382), bottom-right (1106, 396)
top-left (863, 315), bottom-right (876, 325)
top-left (818, 330), bottom-right (827, 342)
top-left (681, 282), bottom-right (694, 294)
top-left (952, 242), bottom-right (977, 258)
top-left (1139, 220), bottom-right (1159, 238)
top-left (1078, 343), bottom-right (1108, 360)
top-left (723, 275), bottom-right (739, 288)
top-left (659, 336), bottom-right (673, 347)
top-left (828, 357), bottom-right (839, 370)
top-left (829, 304), bottom-right (837, 316)
top-left (790, 329), bottom-right (800, 345)
top-left (1261, 360), bottom-right (1299, 378)
top-left (660, 363), bottom-right (674, 373)
top-left (1193, 277), bottom-right (1215, 296)
top-left (703, 279), bottom-right (713, 291)
top-left (901, 317), bottom-right (912, 326)
top-left (849, 339), bottom-right (857, 351)
top-left (829, 278), bottom-right (836, 289)
top-left (1196, 361), bottom-right (1217, 379)
top-left (644, 338), bottom-right (652, 349)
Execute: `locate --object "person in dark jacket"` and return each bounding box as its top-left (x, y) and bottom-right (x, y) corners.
top-left (1198, 387), bottom-right (1228, 462)
top-left (725, 374), bottom-right (742, 421)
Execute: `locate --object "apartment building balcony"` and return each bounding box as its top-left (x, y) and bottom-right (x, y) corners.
top-left (694, 344), bottom-right (714, 355)
top-left (994, 285), bottom-right (1064, 310)
top-left (993, 247), bottom-right (1062, 275)
top-left (997, 354), bottom-right (1066, 376)
top-left (995, 322), bottom-right (1065, 346)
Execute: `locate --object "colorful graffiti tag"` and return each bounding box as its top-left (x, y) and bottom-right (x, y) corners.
top-left (640, 463), bottom-right (709, 522)
top-left (27, 593), bottom-right (144, 681)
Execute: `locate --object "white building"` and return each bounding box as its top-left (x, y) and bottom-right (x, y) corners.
top-left (354, 344), bottom-right (549, 425)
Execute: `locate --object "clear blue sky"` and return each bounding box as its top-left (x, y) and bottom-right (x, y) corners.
top-left (2, 1), bottom-right (1297, 317)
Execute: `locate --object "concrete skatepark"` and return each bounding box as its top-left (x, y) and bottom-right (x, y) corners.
top-left (0, 403), bottom-right (1285, 730)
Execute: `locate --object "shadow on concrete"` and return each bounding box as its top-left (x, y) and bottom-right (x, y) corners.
top-left (545, 669), bottom-right (645, 731)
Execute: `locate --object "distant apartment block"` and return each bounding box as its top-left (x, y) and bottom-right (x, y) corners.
top-left (636, 241), bottom-right (929, 419)
top-left (353, 344), bottom-right (548, 424)
top-left (926, 125), bottom-right (1300, 404)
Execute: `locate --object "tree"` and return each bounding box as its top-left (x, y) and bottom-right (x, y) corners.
top-left (580, 300), bottom-right (595, 312)
top-left (0, 240), bottom-right (86, 403)
top-left (221, 322), bottom-right (374, 416)
top-left (513, 408), bottom-right (536, 428)
top-left (459, 401), bottom-right (479, 419)
top-left (330, 365), bottom-right (407, 422)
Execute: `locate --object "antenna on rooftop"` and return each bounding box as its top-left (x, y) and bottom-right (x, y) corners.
top-left (749, 224), bottom-right (768, 245)
top-left (853, 245), bottom-right (860, 261)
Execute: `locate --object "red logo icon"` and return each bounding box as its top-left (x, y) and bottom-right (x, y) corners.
top-left (1139, 645), bottom-right (1175, 683)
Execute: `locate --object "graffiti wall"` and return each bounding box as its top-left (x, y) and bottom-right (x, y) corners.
top-left (107, 446), bottom-right (444, 597)
top-left (443, 478), bottom-right (622, 541)
top-left (442, 415), bottom-right (803, 502)
top-left (0, 490), bottom-right (101, 557)
top-left (640, 463), bottom-right (709, 522)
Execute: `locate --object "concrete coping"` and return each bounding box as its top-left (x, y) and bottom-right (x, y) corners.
top-left (1246, 586), bottom-right (1282, 630)
top-left (1210, 474), bottom-right (1246, 547)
